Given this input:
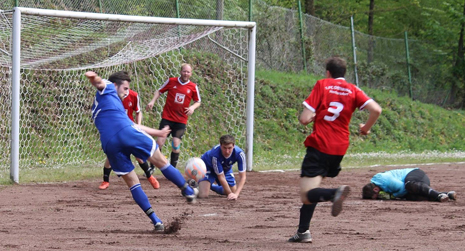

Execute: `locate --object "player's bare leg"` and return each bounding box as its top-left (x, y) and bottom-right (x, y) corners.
top-left (121, 170), bottom-right (164, 232)
top-left (198, 180), bottom-right (211, 198)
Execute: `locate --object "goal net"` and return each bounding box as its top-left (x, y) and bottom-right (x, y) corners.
top-left (0, 8), bottom-right (256, 183)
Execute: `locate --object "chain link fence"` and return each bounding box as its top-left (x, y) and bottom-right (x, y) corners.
top-left (1, 0), bottom-right (455, 105)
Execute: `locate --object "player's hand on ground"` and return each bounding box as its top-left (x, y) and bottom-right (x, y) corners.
top-left (359, 124), bottom-right (370, 135)
top-left (145, 102), bottom-right (155, 111)
top-left (227, 193), bottom-right (238, 200)
top-left (184, 107), bottom-right (194, 116)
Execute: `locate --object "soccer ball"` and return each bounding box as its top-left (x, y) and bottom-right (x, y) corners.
top-left (184, 157), bottom-right (207, 181)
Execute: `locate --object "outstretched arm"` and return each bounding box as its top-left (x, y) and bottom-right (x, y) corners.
top-left (146, 90), bottom-right (161, 111)
top-left (229, 171), bottom-right (246, 200)
top-left (136, 125), bottom-right (171, 138)
top-left (85, 71), bottom-right (106, 91)
top-left (359, 101), bottom-right (382, 135)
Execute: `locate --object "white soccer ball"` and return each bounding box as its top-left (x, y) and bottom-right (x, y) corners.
top-left (184, 157), bottom-right (207, 181)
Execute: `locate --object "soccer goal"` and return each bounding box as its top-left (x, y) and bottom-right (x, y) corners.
top-left (0, 7), bottom-right (256, 183)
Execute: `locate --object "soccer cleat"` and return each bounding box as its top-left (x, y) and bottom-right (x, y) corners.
top-left (154, 222), bottom-right (165, 232)
top-left (99, 181), bottom-right (110, 190)
top-left (288, 230), bottom-right (312, 243)
top-left (447, 191), bottom-right (457, 201)
top-left (438, 193), bottom-right (449, 202)
top-left (187, 179), bottom-right (199, 189)
top-left (147, 176), bottom-right (160, 189)
top-left (331, 185), bottom-right (350, 217)
top-left (184, 187), bottom-right (199, 204)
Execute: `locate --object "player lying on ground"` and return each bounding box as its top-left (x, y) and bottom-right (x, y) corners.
top-left (362, 168), bottom-right (457, 202)
top-left (288, 57), bottom-right (382, 243)
top-left (86, 71), bottom-right (198, 232)
top-left (99, 72), bottom-right (159, 190)
top-left (197, 135), bottom-right (246, 201)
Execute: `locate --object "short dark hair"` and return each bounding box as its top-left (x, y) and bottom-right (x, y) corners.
top-left (219, 135), bottom-right (235, 146)
top-left (108, 71), bottom-right (131, 86)
top-left (325, 57), bottom-right (347, 78)
top-left (362, 183), bottom-right (376, 199)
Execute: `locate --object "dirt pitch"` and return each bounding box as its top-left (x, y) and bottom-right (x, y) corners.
top-left (1, 163), bottom-right (464, 251)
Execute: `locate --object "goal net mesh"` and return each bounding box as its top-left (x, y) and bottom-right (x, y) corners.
top-left (0, 10), bottom-right (249, 175)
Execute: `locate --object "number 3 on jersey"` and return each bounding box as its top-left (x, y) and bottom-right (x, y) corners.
top-left (324, 102), bottom-right (343, 121)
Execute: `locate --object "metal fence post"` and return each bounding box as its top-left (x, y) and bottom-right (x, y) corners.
top-left (297, 0), bottom-right (307, 72)
top-left (404, 31), bottom-right (413, 99)
top-left (350, 16), bottom-right (359, 87)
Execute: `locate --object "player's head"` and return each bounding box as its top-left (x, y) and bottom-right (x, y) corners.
top-left (362, 183), bottom-right (380, 199)
top-left (180, 63), bottom-right (193, 82)
top-left (109, 71), bottom-right (131, 100)
top-left (219, 135), bottom-right (235, 158)
top-left (325, 57), bottom-right (347, 78)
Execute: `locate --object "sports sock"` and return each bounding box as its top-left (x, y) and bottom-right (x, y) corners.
top-left (130, 184), bottom-right (161, 224)
top-left (103, 167), bottom-right (112, 182)
top-left (170, 152), bottom-right (180, 168)
top-left (210, 184), bottom-right (224, 195)
top-left (298, 203), bottom-right (317, 233)
top-left (159, 163), bottom-right (193, 195)
top-left (306, 188), bottom-right (337, 203)
top-left (138, 161), bottom-right (151, 178)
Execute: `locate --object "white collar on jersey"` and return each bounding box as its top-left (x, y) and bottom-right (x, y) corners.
top-left (177, 77), bottom-right (190, 85)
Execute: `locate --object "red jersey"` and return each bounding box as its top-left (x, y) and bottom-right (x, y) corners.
top-left (122, 89), bottom-right (141, 122)
top-left (159, 77), bottom-right (201, 124)
top-left (303, 78), bottom-right (372, 155)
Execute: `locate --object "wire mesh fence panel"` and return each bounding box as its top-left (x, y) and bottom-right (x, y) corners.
top-left (0, 9), bottom-right (252, 178)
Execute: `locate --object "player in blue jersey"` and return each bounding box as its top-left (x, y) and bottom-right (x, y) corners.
top-left (362, 168), bottom-right (457, 202)
top-left (197, 135), bottom-right (246, 201)
top-left (85, 71), bottom-right (198, 232)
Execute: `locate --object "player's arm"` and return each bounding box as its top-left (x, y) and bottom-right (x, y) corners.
top-left (185, 101), bottom-right (201, 116)
top-left (217, 173), bottom-right (233, 197)
top-left (137, 125), bottom-right (170, 138)
top-left (230, 171), bottom-right (246, 200)
top-left (135, 111), bottom-right (142, 125)
top-left (299, 106), bottom-right (315, 126)
top-left (85, 71), bottom-right (105, 91)
top-left (145, 89), bottom-right (161, 111)
top-left (359, 101), bottom-right (382, 135)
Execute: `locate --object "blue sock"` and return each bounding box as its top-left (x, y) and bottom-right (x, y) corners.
top-left (211, 184), bottom-right (224, 195)
top-left (130, 184), bottom-right (161, 224)
top-left (159, 163), bottom-right (194, 196)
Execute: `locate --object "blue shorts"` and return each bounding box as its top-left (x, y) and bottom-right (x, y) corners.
top-left (104, 125), bottom-right (157, 175)
top-left (199, 168), bottom-right (237, 187)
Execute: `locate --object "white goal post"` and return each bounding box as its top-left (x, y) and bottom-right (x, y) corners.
top-left (5, 7), bottom-right (256, 183)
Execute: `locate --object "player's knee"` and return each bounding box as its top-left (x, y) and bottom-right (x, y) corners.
top-left (171, 141), bottom-right (181, 151)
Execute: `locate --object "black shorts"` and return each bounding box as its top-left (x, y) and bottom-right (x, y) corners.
top-left (158, 118), bottom-right (187, 139)
top-left (301, 147), bottom-right (344, 178)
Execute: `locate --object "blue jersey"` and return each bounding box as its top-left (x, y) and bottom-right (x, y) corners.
top-left (91, 80), bottom-right (134, 151)
top-left (201, 145), bottom-right (246, 175)
top-left (371, 168), bottom-right (418, 198)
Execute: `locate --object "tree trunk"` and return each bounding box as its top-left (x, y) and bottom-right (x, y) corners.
top-left (456, 1), bottom-right (465, 107)
top-left (305, 0), bottom-right (315, 16)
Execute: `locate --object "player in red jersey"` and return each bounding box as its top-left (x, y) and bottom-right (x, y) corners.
top-left (99, 77), bottom-right (160, 190)
top-left (146, 63), bottom-right (201, 168)
top-left (288, 57), bottom-right (382, 243)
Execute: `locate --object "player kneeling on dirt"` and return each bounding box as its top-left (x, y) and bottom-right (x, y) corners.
top-left (362, 168), bottom-right (457, 202)
top-left (197, 135), bottom-right (246, 201)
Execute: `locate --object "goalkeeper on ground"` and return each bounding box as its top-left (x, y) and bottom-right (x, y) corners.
top-left (362, 168), bottom-right (456, 202)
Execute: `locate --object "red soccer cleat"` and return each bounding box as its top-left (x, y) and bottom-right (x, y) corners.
top-left (147, 176), bottom-right (160, 189)
top-left (99, 181), bottom-right (110, 190)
